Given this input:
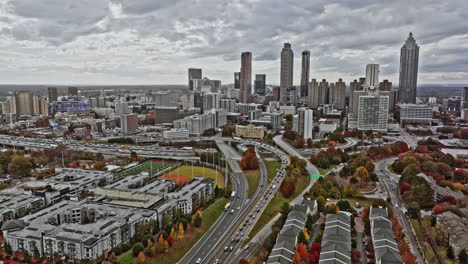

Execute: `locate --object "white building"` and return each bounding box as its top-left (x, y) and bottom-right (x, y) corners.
top-left (163, 128), bottom-right (190, 139)
top-left (357, 95), bottom-right (389, 131)
top-left (303, 109), bottom-right (314, 140)
top-left (398, 103), bottom-right (433, 124)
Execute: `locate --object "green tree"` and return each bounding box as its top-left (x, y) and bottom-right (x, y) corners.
top-left (337, 200), bottom-right (351, 211)
top-left (317, 156), bottom-right (330, 169)
top-left (324, 204), bottom-right (340, 214)
top-left (0, 150), bottom-right (13, 173)
top-left (8, 155), bottom-right (33, 178)
top-left (407, 202), bottom-right (421, 218)
top-left (316, 196), bottom-right (326, 212)
top-left (297, 230), bottom-right (308, 245)
top-left (132, 242), bottom-right (144, 257)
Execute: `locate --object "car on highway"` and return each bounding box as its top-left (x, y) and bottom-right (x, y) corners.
top-left (230, 209), bottom-right (234, 214)
top-left (229, 246), bottom-right (234, 251)
top-left (196, 258), bottom-right (202, 263)
top-left (214, 259), bottom-right (220, 264)
top-left (224, 246), bottom-right (228, 251)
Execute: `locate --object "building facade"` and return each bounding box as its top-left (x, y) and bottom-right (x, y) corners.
top-left (188, 68), bottom-right (202, 91)
top-left (240, 52), bottom-right (252, 103)
top-left (280, 43), bottom-right (294, 104)
top-left (300, 50), bottom-right (310, 97)
top-left (254, 74), bottom-right (266, 96)
top-left (399, 32), bottom-right (419, 104)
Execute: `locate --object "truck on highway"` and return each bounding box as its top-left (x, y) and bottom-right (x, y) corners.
top-left (233, 137), bottom-right (241, 141)
top-left (231, 191), bottom-right (236, 198)
top-left (224, 202), bottom-right (231, 210)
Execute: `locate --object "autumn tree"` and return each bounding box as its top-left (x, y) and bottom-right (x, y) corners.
top-left (353, 166), bottom-right (369, 186)
top-left (351, 248), bottom-right (361, 264)
top-left (136, 251), bottom-right (146, 264)
top-left (178, 222), bottom-right (185, 238)
top-left (240, 146), bottom-right (259, 170)
top-left (296, 243), bottom-right (308, 261)
top-left (93, 161), bottom-right (107, 170)
top-left (308, 243), bottom-right (321, 264)
top-left (8, 155), bottom-right (33, 178)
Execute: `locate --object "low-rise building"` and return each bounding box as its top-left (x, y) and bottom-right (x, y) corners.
top-left (319, 212), bottom-right (352, 264)
top-left (1, 200), bottom-right (158, 261)
top-left (369, 207), bottom-right (402, 264)
top-left (0, 194), bottom-right (46, 226)
top-left (235, 125), bottom-right (265, 139)
top-left (436, 208), bottom-right (468, 257)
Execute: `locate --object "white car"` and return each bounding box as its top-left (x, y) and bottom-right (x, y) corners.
top-left (196, 258), bottom-right (202, 263)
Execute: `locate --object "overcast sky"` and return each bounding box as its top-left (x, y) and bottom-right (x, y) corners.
top-left (0, 0), bottom-right (467, 85)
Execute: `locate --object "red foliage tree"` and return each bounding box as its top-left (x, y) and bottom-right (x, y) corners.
top-left (308, 243), bottom-right (321, 264)
top-left (296, 243), bottom-right (308, 261)
top-left (280, 181), bottom-right (295, 198)
top-left (351, 249), bottom-right (361, 264)
top-left (399, 182), bottom-right (410, 194)
top-left (432, 204), bottom-right (444, 215)
top-left (166, 235), bottom-right (174, 247)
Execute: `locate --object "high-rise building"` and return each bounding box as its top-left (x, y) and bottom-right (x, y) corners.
top-left (15, 91), bottom-right (33, 114)
top-left (202, 92), bottom-right (220, 112)
top-left (357, 64), bottom-right (389, 131)
top-left (115, 102), bottom-right (130, 115)
top-left (330, 79), bottom-right (346, 110)
top-left (280, 43), bottom-right (294, 104)
top-left (240, 52), bottom-right (252, 103)
top-left (357, 95), bottom-right (389, 131)
top-left (121, 114), bottom-right (138, 134)
top-left (254, 74), bottom-right (266, 96)
top-left (399, 32), bottom-right (419, 104)
top-left (365, 64), bottom-right (380, 89)
top-left (300, 50), bottom-right (310, 97)
top-left (234, 72), bottom-right (241, 89)
top-left (379, 80), bottom-right (398, 112)
top-left (350, 78), bottom-right (366, 115)
top-left (318, 79), bottom-right (329, 105)
top-left (188, 68), bottom-right (202, 91)
top-left (68, 87), bottom-right (78, 96)
top-left (297, 108), bottom-right (314, 140)
top-left (47, 87), bottom-right (58, 102)
top-left (462, 87), bottom-right (468, 109)
top-left (397, 104), bottom-right (433, 124)
top-left (308, 79), bottom-right (319, 108)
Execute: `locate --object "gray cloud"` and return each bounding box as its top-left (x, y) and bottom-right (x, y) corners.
top-left (0, 0), bottom-right (466, 85)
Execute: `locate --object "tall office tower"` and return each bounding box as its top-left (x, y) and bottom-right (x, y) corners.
top-left (349, 79), bottom-right (360, 111)
top-left (240, 52), bottom-right (252, 103)
top-left (202, 92), bottom-right (220, 112)
top-left (15, 91), bottom-right (33, 114)
top-left (280, 43), bottom-right (294, 104)
top-left (318, 79), bottom-right (329, 105)
top-left (68, 87), bottom-right (78, 96)
top-left (254, 74), bottom-right (266, 95)
top-left (47, 87), bottom-right (58, 102)
top-left (332, 79), bottom-right (346, 110)
top-left (308, 79), bottom-right (320, 108)
top-left (188, 68), bottom-right (203, 91)
top-left (234, 72), bottom-right (241, 89)
top-left (365, 64), bottom-right (380, 89)
top-left (462, 87), bottom-right (468, 109)
top-left (399, 32), bottom-right (419, 104)
top-left (300, 50), bottom-right (310, 97)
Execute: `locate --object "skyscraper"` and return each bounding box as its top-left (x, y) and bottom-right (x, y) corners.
top-left (254, 74), bottom-right (266, 96)
top-left (308, 79), bottom-right (319, 108)
top-left (47, 87), bottom-right (58, 102)
top-left (365, 64), bottom-right (380, 89)
top-left (280, 43), bottom-right (294, 104)
top-left (300, 50), bottom-right (310, 97)
top-left (331, 79), bottom-right (346, 110)
top-left (15, 91), bottom-right (33, 114)
top-left (240, 52), bottom-right (252, 103)
top-left (462, 87), bottom-right (468, 109)
top-left (188, 68), bottom-right (202, 91)
top-left (399, 32), bottom-right (419, 104)
top-left (234, 72), bottom-right (241, 89)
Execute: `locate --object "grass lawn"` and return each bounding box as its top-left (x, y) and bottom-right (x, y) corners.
top-left (245, 169), bottom-right (260, 199)
top-left (163, 165), bottom-right (225, 188)
top-left (248, 174), bottom-right (310, 240)
top-left (340, 197), bottom-right (379, 207)
top-left (318, 164), bottom-right (338, 176)
top-left (263, 159), bottom-right (282, 182)
top-left (118, 198), bottom-right (228, 264)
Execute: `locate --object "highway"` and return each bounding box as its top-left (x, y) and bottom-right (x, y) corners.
top-left (180, 139), bottom-right (290, 264)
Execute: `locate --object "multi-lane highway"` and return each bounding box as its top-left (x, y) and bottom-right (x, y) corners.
top-left (180, 139), bottom-right (290, 264)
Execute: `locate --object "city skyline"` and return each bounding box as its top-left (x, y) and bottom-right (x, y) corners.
top-left (0, 1), bottom-right (466, 85)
